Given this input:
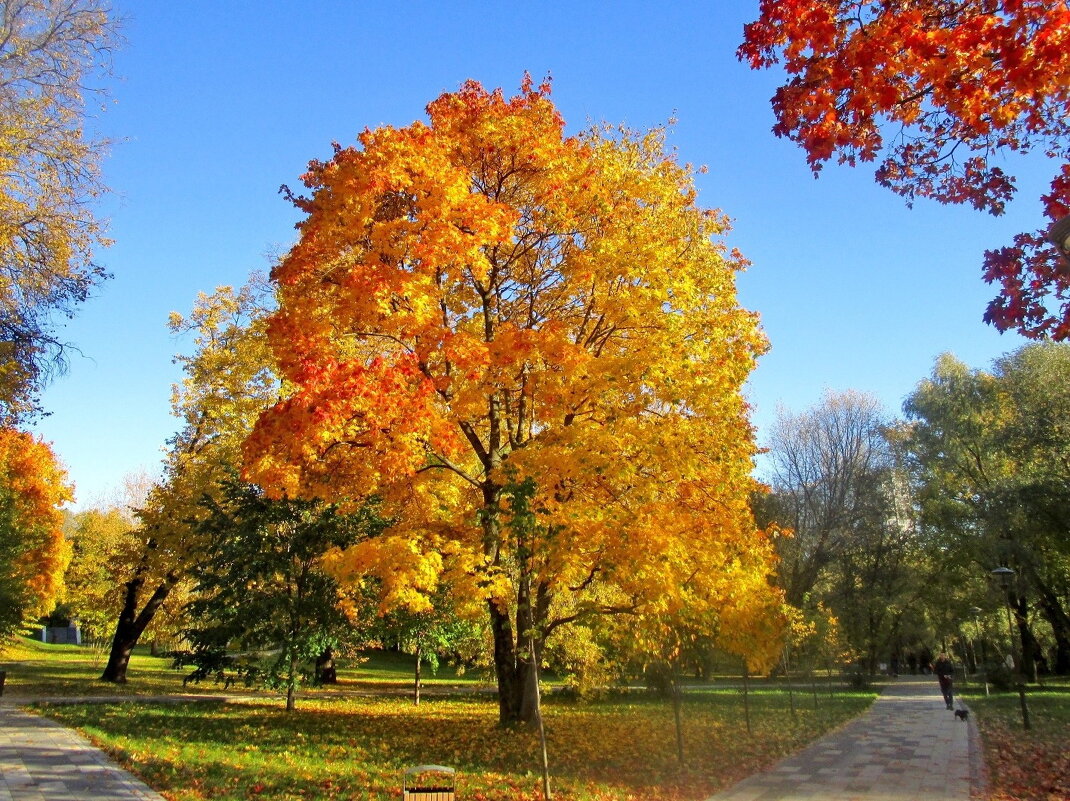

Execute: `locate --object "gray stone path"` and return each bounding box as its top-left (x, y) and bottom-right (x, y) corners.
top-left (0, 707), bottom-right (164, 801)
top-left (706, 675), bottom-right (987, 801)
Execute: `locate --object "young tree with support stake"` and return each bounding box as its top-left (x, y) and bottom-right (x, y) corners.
top-left (244, 78), bottom-right (782, 726)
top-left (177, 479), bottom-right (385, 712)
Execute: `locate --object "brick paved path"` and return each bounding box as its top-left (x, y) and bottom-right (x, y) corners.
top-left (706, 675), bottom-right (987, 801)
top-left (0, 707), bottom-right (164, 801)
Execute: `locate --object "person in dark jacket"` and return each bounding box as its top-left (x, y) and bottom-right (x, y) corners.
top-left (932, 653), bottom-right (954, 709)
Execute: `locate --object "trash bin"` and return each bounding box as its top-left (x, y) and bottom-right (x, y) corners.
top-left (402, 765), bottom-right (455, 801)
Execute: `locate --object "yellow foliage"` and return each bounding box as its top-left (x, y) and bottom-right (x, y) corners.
top-left (245, 78), bottom-right (782, 674)
top-left (135, 277), bottom-right (277, 579)
top-left (0, 1), bottom-right (116, 419)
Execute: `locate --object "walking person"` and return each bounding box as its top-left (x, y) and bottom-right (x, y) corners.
top-left (932, 652), bottom-right (955, 709)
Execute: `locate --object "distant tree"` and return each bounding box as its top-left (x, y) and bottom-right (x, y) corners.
top-left (762, 391), bottom-right (892, 608)
top-left (372, 604), bottom-right (486, 705)
top-left (826, 450), bottom-right (925, 673)
top-left (62, 506), bottom-right (133, 642)
top-left (244, 78), bottom-right (779, 725)
top-left (177, 479), bottom-right (383, 711)
top-left (904, 345), bottom-right (1070, 675)
top-left (739, 1), bottom-right (1070, 339)
top-left (760, 391), bottom-right (926, 670)
top-left (100, 278), bottom-right (276, 683)
top-left (0, 0), bottom-right (119, 419)
top-left (0, 427), bottom-right (72, 641)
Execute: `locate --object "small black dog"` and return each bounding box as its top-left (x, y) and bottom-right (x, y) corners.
top-left (954, 708), bottom-right (969, 722)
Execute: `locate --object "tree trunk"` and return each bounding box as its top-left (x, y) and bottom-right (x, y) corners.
top-left (487, 600), bottom-right (541, 725)
top-left (1035, 585), bottom-right (1070, 674)
top-left (1011, 593), bottom-right (1043, 682)
top-left (414, 642), bottom-right (422, 706)
top-left (671, 666), bottom-right (685, 764)
top-left (489, 598), bottom-right (534, 725)
top-left (481, 474), bottom-right (540, 727)
top-left (286, 649), bottom-right (298, 712)
top-left (99, 572), bottom-right (176, 683)
top-left (741, 665), bottom-right (751, 734)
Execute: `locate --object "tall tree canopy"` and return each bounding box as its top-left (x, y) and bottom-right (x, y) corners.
top-left (244, 79), bottom-right (782, 724)
top-left (739, 1), bottom-right (1070, 339)
top-left (904, 344), bottom-right (1070, 675)
top-left (0, 427), bottom-right (72, 640)
top-left (758, 391), bottom-right (927, 671)
top-left (762, 391), bottom-right (892, 609)
top-left (0, 0), bottom-right (118, 419)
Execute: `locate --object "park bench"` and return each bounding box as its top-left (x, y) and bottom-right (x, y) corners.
top-left (402, 765), bottom-right (455, 801)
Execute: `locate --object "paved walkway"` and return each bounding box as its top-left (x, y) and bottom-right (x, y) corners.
top-left (0, 707), bottom-right (164, 800)
top-left (706, 675), bottom-right (987, 801)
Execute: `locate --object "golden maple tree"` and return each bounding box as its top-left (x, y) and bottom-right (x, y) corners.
top-left (0, 426), bottom-right (73, 641)
top-left (99, 278), bottom-right (277, 682)
top-left (63, 505), bottom-right (140, 642)
top-left (739, 0), bottom-right (1070, 338)
top-left (245, 78), bottom-right (782, 724)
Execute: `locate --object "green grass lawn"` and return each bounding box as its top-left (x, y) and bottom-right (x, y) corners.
top-left (329, 647), bottom-right (493, 689)
top-left (0, 636), bottom-right (488, 700)
top-left (0, 637), bottom-right (218, 698)
top-left (961, 679), bottom-right (1070, 801)
top-left (4, 636), bottom-right (878, 800)
top-left (36, 689), bottom-right (876, 801)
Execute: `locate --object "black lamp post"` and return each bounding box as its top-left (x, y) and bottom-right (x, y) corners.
top-left (991, 566), bottom-right (1031, 729)
top-left (969, 606), bottom-right (988, 696)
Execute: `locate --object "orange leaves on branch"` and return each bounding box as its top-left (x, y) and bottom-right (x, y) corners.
top-left (244, 77), bottom-right (781, 697)
top-left (0, 427), bottom-right (73, 631)
top-left (739, 0), bottom-right (1070, 207)
top-left (740, 1), bottom-right (1070, 339)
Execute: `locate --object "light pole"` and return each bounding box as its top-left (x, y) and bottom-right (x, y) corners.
top-left (991, 566), bottom-right (1018, 668)
top-left (991, 566), bottom-right (1031, 730)
top-left (970, 606), bottom-right (988, 696)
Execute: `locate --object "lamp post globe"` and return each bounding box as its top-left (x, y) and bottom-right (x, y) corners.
top-left (991, 566), bottom-right (1015, 588)
top-left (1047, 214), bottom-right (1070, 260)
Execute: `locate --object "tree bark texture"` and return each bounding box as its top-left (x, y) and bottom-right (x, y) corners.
top-left (99, 571), bottom-right (177, 683)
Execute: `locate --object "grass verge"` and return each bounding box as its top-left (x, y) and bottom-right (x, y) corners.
top-left (0, 636), bottom-right (221, 698)
top-left (7, 636), bottom-right (876, 799)
top-left (961, 679), bottom-right (1070, 801)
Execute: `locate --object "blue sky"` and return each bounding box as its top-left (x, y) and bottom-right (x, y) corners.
top-left (32, 0), bottom-right (1041, 507)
